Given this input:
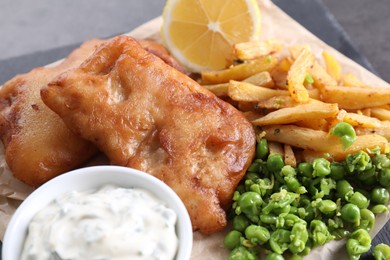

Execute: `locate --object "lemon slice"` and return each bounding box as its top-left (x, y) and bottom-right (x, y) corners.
top-left (161, 0), bottom-right (261, 72)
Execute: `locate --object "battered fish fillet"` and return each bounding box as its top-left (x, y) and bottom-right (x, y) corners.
top-left (0, 39), bottom-right (104, 187)
top-left (139, 39), bottom-right (186, 74)
top-left (41, 36), bottom-right (256, 234)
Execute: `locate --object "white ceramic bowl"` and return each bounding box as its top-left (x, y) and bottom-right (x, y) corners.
top-left (3, 165), bottom-right (193, 260)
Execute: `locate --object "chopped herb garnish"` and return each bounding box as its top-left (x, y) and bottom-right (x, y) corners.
top-left (305, 74), bottom-right (314, 84)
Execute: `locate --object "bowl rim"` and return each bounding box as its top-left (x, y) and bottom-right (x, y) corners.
top-left (2, 165), bottom-right (193, 260)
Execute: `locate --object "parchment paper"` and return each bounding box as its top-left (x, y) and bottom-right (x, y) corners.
top-left (0, 0), bottom-right (389, 259)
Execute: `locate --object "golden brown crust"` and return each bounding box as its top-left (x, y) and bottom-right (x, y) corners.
top-left (0, 39), bottom-right (105, 187)
top-left (41, 35), bottom-right (256, 234)
top-left (138, 39), bottom-right (187, 74)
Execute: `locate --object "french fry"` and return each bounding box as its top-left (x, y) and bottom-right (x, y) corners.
top-left (254, 96), bottom-right (300, 110)
top-left (200, 40), bottom-right (390, 164)
top-left (289, 44), bottom-right (311, 59)
top-left (234, 40), bottom-right (282, 60)
top-left (202, 83), bottom-right (229, 97)
top-left (300, 150), bottom-right (325, 164)
top-left (294, 118), bottom-right (329, 131)
top-left (278, 57), bottom-right (293, 71)
top-left (370, 108), bottom-right (390, 121)
top-left (355, 122), bottom-right (390, 140)
top-left (284, 144), bottom-right (297, 167)
top-left (308, 88), bottom-right (321, 100)
top-left (309, 62), bottom-right (337, 89)
top-left (358, 108), bottom-right (372, 117)
top-left (342, 73), bottom-right (369, 87)
top-left (321, 86), bottom-right (390, 109)
top-left (228, 81), bottom-right (289, 102)
top-left (261, 125), bottom-right (334, 151)
top-left (327, 109), bottom-right (347, 129)
top-left (268, 141), bottom-right (284, 156)
top-left (228, 80), bottom-right (320, 103)
top-left (289, 45), bottom-right (337, 89)
top-left (342, 112), bottom-right (382, 128)
top-left (287, 48), bottom-right (314, 103)
top-left (270, 57), bottom-right (293, 89)
top-left (304, 134), bottom-right (388, 161)
top-left (252, 89), bottom-right (320, 110)
top-left (252, 102), bottom-right (339, 126)
top-left (243, 71), bottom-right (275, 88)
top-left (262, 125), bottom-right (388, 160)
top-left (201, 55), bottom-right (278, 84)
top-left (322, 51), bottom-right (342, 81)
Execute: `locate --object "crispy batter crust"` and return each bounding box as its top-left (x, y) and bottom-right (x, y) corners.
top-left (41, 36), bottom-right (256, 233)
top-left (0, 39), bottom-right (104, 187)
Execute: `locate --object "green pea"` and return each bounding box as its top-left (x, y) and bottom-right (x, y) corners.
top-left (245, 224), bottom-right (270, 245)
top-left (357, 167), bottom-right (376, 182)
top-left (354, 188), bottom-right (371, 201)
top-left (319, 178), bottom-right (336, 197)
top-left (346, 150), bottom-right (372, 173)
top-left (256, 138), bottom-right (269, 160)
top-left (302, 204), bottom-right (315, 223)
top-left (330, 163), bottom-right (346, 180)
top-left (346, 229), bottom-right (371, 259)
top-left (371, 204), bottom-right (389, 214)
top-left (228, 246), bottom-right (257, 260)
top-left (269, 229), bottom-right (291, 255)
top-left (372, 243), bottom-right (390, 260)
top-left (273, 204), bottom-right (291, 215)
top-left (300, 240), bottom-right (312, 256)
top-left (288, 254), bottom-right (302, 260)
top-left (308, 177), bottom-right (321, 197)
top-left (312, 158), bottom-right (331, 177)
top-left (328, 215), bottom-right (343, 230)
top-left (336, 180), bottom-right (354, 200)
top-left (281, 165), bottom-right (296, 176)
top-left (267, 154), bottom-right (285, 173)
top-left (289, 206), bottom-right (298, 215)
top-left (340, 203), bottom-right (361, 226)
top-left (265, 252), bottom-right (284, 260)
top-left (378, 168), bottom-right (390, 188)
top-left (318, 199), bottom-right (337, 214)
top-left (289, 222), bottom-right (308, 254)
top-left (236, 192), bottom-right (263, 222)
top-left (309, 220), bottom-right (334, 247)
top-left (260, 214), bottom-right (277, 225)
top-left (347, 191), bottom-right (369, 209)
top-left (224, 230), bottom-right (243, 250)
top-left (298, 162), bottom-right (313, 178)
top-left (372, 154), bottom-right (390, 169)
top-left (245, 175), bottom-right (259, 189)
top-left (371, 187), bottom-right (390, 205)
top-left (247, 162), bottom-right (261, 174)
top-left (330, 122), bottom-right (357, 149)
top-left (358, 208), bottom-right (375, 232)
top-left (283, 213), bottom-right (305, 228)
top-left (233, 215), bottom-right (251, 233)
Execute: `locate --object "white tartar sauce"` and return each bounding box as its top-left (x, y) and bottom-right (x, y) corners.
top-left (21, 185), bottom-right (178, 260)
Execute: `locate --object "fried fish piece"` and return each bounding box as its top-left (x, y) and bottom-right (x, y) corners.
top-left (0, 39), bottom-right (104, 187)
top-left (41, 36), bottom-right (256, 234)
top-left (138, 39), bottom-right (187, 74)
